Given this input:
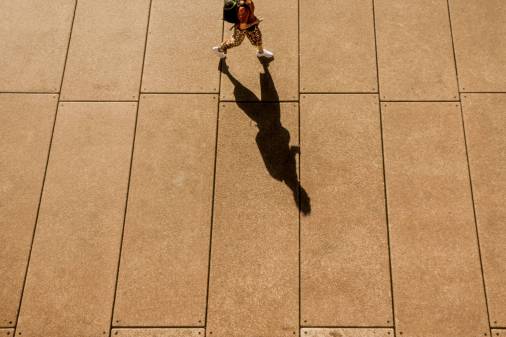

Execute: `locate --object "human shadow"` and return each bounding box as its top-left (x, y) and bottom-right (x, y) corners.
top-left (220, 60), bottom-right (311, 215)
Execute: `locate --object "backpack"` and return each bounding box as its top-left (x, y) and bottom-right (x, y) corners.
top-left (223, 0), bottom-right (239, 24)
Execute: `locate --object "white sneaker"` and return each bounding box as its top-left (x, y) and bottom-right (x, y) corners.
top-left (212, 46), bottom-right (226, 59)
top-left (257, 49), bottom-right (274, 58)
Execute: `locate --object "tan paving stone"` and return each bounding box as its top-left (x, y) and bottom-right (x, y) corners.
top-left (300, 0), bottom-right (377, 93)
top-left (111, 328), bottom-right (204, 337)
top-left (300, 94), bottom-right (391, 326)
top-left (375, 0), bottom-right (459, 101)
top-left (114, 95), bottom-right (217, 326)
top-left (301, 328), bottom-right (394, 337)
top-left (219, 0), bottom-right (298, 101)
top-left (461, 94), bottom-right (506, 326)
top-left (449, 1), bottom-right (506, 92)
top-left (492, 330), bottom-right (506, 337)
top-left (16, 102), bottom-right (136, 337)
top-left (382, 102), bottom-right (489, 337)
top-left (0, 1), bottom-right (75, 92)
top-left (0, 94), bottom-right (57, 327)
top-left (141, 0), bottom-right (222, 93)
top-left (0, 329), bottom-right (14, 337)
top-left (207, 102), bottom-right (299, 337)
top-left (60, 0), bottom-right (150, 101)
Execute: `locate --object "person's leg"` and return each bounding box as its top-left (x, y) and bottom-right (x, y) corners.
top-left (246, 26), bottom-right (273, 58)
top-left (245, 25), bottom-right (263, 52)
top-left (213, 28), bottom-right (245, 57)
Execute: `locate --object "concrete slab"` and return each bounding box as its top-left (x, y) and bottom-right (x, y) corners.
top-left (300, 94), bottom-right (391, 326)
top-left (60, 0), bottom-right (150, 101)
top-left (141, 0), bottom-right (222, 93)
top-left (300, 0), bottom-right (377, 93)
top-left (16, 102), bottom-right (136, 337)
top-left (114, 95), bottom-right (217, 326)
top-left (301, 328), bottom-right (394, 337)
top-left (111, 328), bottom-right (204, 337)
top-left (0, 330), bottom-right (14, 337)
top-left (0, 1), bottom-right (75, 92)
top-left (461, 94), bottom-right (506, 327)
top-left (449, 0), bottom-right (506, 92)
top-left (207, 102), bottom-right (299, 337)
top-left (375, 0), bottom-right (459, 101)
top-left (382, 102), bottom-right (489, 337)
top-left (219, 0), bottom-right (298, 101)
top-left (0, 94), bottom-right (57, 327)
top-left (493, 330), bottom-right (506, 337)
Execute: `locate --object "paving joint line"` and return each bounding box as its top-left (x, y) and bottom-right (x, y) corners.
top-left (141, 92), bottom-right (219, 95)
top-left (457, 94), bottom-right (494, 334)
top-left (297, 0), bottom-right (302, 330)
top-left (203, 92), bottom-right (220, 330)
top-left (448, 0), bottom-right (492, 333)
top-left (460, 92), bottom-right (506, 94)
top-left (12, 0), bottom-right (79, 333)
top-left (59, 100), bottom-right (139, 103)
top-left (372, 0), bottom-right (397, 333)
top-left (301, 325), bottom-right (395, 329)
top-left (447, 0), bottom-right (492, 333)
top-left (112, 325), bottom-right (205, 330)
top-left (204, 16), bottom-right (225, 333)
top-left (301, 92), bottom-right (379, 95)
top-left (108, 0), bottom-right (153, 335)
top-left (57, 0), bottom-right (79, 98)
top-left (220, 100), bottom-right (299, 103)
top-left (0, 92), bottom-right (59, 95)
top-left (380, 99), bottom-right (460, 103)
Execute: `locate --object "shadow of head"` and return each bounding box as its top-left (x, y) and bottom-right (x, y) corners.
top-left (219, 60), bottom-right (311, 215)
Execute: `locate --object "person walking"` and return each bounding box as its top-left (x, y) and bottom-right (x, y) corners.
top-left (213, 0), bottom-right (274, 59)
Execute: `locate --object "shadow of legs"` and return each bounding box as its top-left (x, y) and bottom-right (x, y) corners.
top-left (219, 60), bottom-right (311, 215)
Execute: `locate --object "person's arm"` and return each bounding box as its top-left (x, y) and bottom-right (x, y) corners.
top-left (237, 6), bottom-right (249, 24)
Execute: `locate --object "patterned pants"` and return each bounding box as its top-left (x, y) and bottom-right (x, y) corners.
top-left (219, 25), bottom-right (263, 52)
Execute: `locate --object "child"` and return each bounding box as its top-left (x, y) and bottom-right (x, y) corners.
top-left (213, 0), bottom-right (274, 59)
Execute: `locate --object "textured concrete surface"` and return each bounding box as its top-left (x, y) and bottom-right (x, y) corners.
top-left (111, 328), bottom-right (204, 337)
top-left (0, 95), bottom-right (57, 327)
top-left (493, 330), bottom-right (506, 337)
top-left (141, 0), bottom-right (222, 93)
top-left (301, 328), bottom-right (393, 337)
top-left (375, 0), bottom-right (459, 100)
top-left (1, 1), bottom-right (505, 337)
top-left (462, 94), bottom-right (506, 327)
top-left (207, 102), bottom-right (299, 337)
top-left (16, 103), bottom-right (136, 337)
top-left (60, 0), bottom-right (150, 100)
top-left (382, 102), bottom-right (489, 337)
top-left (449, 0), bottom-right (506, 92)
top-left (300, 0), bottom-right (377, 93)
top-left (0, 330), bottom-right (14, 337)
top-left (300, 94), bottom-right (391, 326)
top-left (114, 95), bottom-right (217, 326)
top-left (0, 1), bottom-right (75, 92)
